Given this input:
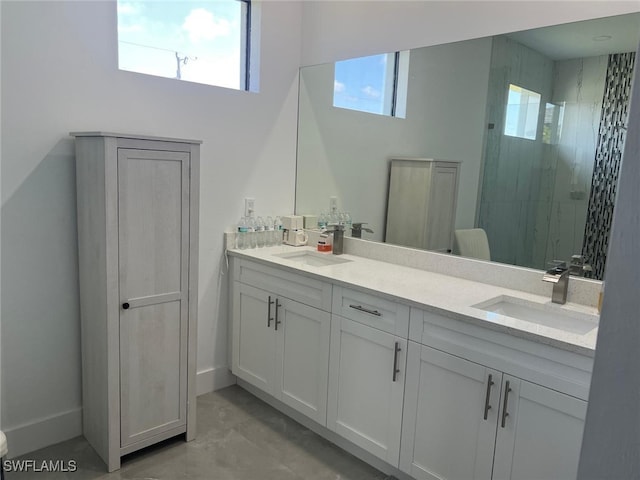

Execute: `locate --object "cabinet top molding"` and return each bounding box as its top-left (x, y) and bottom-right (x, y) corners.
top-left (70, 131), bottom-right (203, 144)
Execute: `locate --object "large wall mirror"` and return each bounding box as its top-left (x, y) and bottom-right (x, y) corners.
top-left (295, 13), bottom-right (640, 280)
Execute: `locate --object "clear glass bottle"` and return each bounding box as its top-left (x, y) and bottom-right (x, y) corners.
top-left (246, 216), bottom-right (257, 249)
top-left (255, 216), bottom-right (266, 248)
top-left (237, 216), bottom-right (248, 249)
top-left (265, 216), bottom-right (274, 247)
top-left (274, 216), bottom-right (283, 245)
top-left (317, 212), bottom-right (328, 230)
top-left (342, 211), bottom-right (352, 236)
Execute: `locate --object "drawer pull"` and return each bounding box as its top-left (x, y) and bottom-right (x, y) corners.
top-left (267, 296), bottom-right (274, 328)
top-left (483, 374), bottom-right (494, 420)
top-left (274, 299), bottom-right (282, 331)
top-left (392, 342), bottom-right (402, 382)
top-left (501, 380), bottom-right (512, 428)
top-left (349, 304), bottom-right (382, 317)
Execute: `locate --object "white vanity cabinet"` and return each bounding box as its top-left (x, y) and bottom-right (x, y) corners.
top-left (73, 132), bottom-right (200, 472)
top-left (401, 308), bottom-right (591, 480)
top-left (227, 252), bottom-right (594, 480)
top-left (231, 259), bottom-right (332, 425)
top-left (401, 343), bottom-right (499, 480)
top-left (327, 286), bottom-right (409, 466)
top-left (491, 375), bottom-right (587, 480)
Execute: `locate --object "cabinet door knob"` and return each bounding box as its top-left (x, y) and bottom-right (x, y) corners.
top-left (122, 302), bottom-right (130, 310)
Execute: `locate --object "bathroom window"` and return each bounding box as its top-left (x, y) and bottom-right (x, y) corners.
top-left (117, 0), bottom-right (255, 90)
top-left (333, 51), bottom-right (409, 118)
top-left (504, 84), bottom-right (541, 140)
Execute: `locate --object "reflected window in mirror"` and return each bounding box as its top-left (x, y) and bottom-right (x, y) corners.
top-left (543, 102), bottom-right (565, 145)
top-left (504, 84), bottom-right (542, 140)
top-left (333, 50), bottom-right (409, 117)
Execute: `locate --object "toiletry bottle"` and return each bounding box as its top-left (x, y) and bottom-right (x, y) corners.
top-left (317, 233), bottom-right (332, 252)
top-left (237, 217), bottom-right (248, 249)
top-left (246, 216), bottom-right (257, 249)
top-left (318, 213), bottom-right (328, 230)
top-left (342, 212), bottom-right (352, 236)
top-left (274, 216), bottom-right (283, 245)
top-left (255, 216), bottom-right (266, 248)
top-left (265, 216), bottom-right (274, 247)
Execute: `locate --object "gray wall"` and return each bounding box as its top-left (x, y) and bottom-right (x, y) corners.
top-left (578, 41), bottom-right (640, 480)
top-left (479, 35), bottom-right (555, 268)
top-left (541, 55), bottom-right (607, 269)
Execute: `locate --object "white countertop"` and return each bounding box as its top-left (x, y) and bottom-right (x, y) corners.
top-left (227, 245), bottom-right (598, 356)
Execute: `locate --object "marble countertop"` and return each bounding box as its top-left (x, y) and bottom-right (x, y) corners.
top-left (228, 245), bottom-right (598, 356)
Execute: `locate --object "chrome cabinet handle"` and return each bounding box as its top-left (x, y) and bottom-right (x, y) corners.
top-left (392, 342), bottom-right (402, 382)
top-left (349, 304), bottom-right (382, 316)
top-left (483, 374), bottom-right (494, 420)
top-left (267, 296), bottom-right (274, 328)
top-left (501, 380), bottom-right (512, 428)
top-left (274, 299), bottom-right (282, 331)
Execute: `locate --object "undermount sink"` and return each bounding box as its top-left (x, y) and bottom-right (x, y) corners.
top-left (473, 295), bottom-right (598, 334)
top-left (273, 250), bottom-right (353, 267)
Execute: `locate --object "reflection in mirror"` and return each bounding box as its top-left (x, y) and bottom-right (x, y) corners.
top-left (296, 13), bottom-right (640, 280)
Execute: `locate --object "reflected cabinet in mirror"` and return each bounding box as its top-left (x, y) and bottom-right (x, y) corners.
top-left (295, 13), bottom-right (640, 280)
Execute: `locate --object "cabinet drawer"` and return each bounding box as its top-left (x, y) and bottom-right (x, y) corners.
top-left (332, 286), bottom-right (409, 337)
top-left (234, 258), bottom-right (332, 311)
top-left (409, 307), bottom-right (593, 400)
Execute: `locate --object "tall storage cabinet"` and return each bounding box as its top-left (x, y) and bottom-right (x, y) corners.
top-left (73, 132), bottom-right (200, 472)
top-left (385, 158), bottom-right (460, 252)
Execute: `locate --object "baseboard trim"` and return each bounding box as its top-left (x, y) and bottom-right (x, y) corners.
top-left (4, 407), bottom-right (82, 459)
top-left (196, 366), bottom-right (236, 396)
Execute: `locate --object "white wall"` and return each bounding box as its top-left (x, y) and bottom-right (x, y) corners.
top-left (1, 0), bottom-right (302, 457)
top-left (300, 1), bottom-right (640, 66)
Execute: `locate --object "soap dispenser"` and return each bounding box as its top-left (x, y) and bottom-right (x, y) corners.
top-left (332, 225), bottom-right (345, 255)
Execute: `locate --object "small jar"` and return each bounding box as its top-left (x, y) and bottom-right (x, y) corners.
top-left (317, 240), bottom-right (332, 252)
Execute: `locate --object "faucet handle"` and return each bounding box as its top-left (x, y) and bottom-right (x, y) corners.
top-left (547, 260), bottom-right (568, 272)
top-left (569, 254), bottom-right (592, 276)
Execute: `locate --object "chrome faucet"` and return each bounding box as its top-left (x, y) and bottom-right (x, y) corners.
top-left (569, 255), bottom-right (593, 277)
top-left (352, 222), bottom-right (374, 239)
top-left (542, 261), bottom-right (569, 304)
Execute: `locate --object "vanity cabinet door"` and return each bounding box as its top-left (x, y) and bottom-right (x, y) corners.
top-left (400, 343), bottom-right (499, 480)
top-left (327, 315), bottom-right (407, 466)
top-left (232, 282), bottom-right (278, 395)
top-left (492, 376), bottom-right (587, 480)
top-left (232, 282), bottom-right (331, 425)
top-left (276, 296), bottom-right (331, 425)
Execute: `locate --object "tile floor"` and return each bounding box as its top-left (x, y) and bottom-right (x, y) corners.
top-left (7, 385), bottom-right (393, 480)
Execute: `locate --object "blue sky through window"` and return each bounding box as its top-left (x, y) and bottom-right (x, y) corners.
top-left (333, 53), bottom-right (390, 115)
top-left (117, 1), bottom-right (245, 89)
